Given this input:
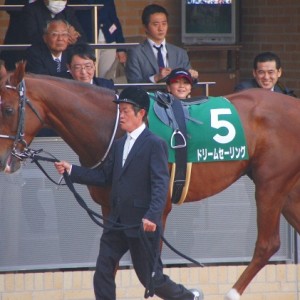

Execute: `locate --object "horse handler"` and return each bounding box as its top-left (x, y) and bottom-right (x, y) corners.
top-left (54, 87), bottom-right (203, 300)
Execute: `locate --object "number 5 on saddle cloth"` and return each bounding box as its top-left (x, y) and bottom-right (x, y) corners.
top-left (148, 91), bottom-right (249, 204)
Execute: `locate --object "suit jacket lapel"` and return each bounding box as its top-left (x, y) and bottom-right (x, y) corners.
top-left (165, 43), bottom-right (175, 68)
top-left (142, 40), bottom-right (159, 73)
top-left (115, 135), bottom-right (127, 178)
top-left (43, 47), bottom-right (57, 75)
top-left (61, 53), bottom-right (68, 72)
top-left (121, 128), bottom-right (149, 173)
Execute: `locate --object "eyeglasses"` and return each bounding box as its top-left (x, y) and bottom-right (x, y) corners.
top-left (47, 31), bottom-right (69, 39)
top-left (71, 64), bottom-right (94, 72)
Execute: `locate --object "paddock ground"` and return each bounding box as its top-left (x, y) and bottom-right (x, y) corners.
top-left (0, 264), bottom-right (299, 299)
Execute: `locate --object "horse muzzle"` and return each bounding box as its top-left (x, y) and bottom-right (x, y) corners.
top-left (0, 153), bottom-right (21, 173)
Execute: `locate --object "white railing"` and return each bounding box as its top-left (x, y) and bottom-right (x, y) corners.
top-left (0, 4), bottom-right (215, 95)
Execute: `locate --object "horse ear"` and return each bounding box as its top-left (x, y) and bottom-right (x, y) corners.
top-left (10, 61), bottom-right (27, 86)
top-left (0, 60), bottom-right (7, 81)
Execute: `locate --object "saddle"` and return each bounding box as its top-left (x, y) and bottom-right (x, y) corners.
top-left (153, 92), bottom-right (208, 204)
top-left (154, 91), bottom-right (208, 128)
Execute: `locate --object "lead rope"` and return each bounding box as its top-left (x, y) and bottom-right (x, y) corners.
top-left (28, 150), bottom-right (204, 297)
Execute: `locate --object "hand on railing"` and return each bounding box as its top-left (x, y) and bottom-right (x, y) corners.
top-left (68, 26), bottom-right (81, 45)
top-left (116, 51), bottom-right (127, 64)
top-left (189, 69), bottom-right (199, 80)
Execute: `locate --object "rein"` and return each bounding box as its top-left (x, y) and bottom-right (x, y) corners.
top-left (27, 149), bottom-right (204, 266)
top-left (0, 80), bottom-right (44, 160)
top-left (0, 79), bottom-right (119, 170)
top-left (30, 150), bottom-right (203, 297)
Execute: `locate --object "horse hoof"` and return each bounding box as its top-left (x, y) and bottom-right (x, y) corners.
top-left (190, 288), bottom-right (204, 300)
top-left (224, 288), bottom-right (240, 300)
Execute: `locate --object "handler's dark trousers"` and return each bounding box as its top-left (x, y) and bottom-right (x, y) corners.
top-left (94, 229), bottom-right (195, 300)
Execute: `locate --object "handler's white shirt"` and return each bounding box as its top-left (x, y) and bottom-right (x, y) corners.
top-left (122, 123), bottom-right (146, 165)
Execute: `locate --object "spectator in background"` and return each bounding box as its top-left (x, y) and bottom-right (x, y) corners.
top-left (22, 0), bottom-right (86, 45)
top-left (0, 0), bottom-right (30, 70)
top-left (235, 52), bottom-right (296, 97)
top-left (64, 43), bottom-right (115, 90)
top-left (26, 19), bottom-right (69, 76)
top-left (125, 4), bottom-right (198, 84)
top-left (166, 68), bottom-right (194, 99)
top-left (68, 0), bottom-right (127, 80)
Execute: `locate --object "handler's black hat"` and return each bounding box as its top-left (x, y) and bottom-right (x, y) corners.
top-left (115, 87), bottom-right (150, 112)
top-left (166, 68), bottom-right (193, 85)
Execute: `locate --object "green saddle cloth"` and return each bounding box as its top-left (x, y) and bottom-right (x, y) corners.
top-left (148, 94), bottom-right (249, 163)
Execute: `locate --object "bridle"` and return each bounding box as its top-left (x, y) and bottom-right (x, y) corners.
top-left (0, 78), bottom-right (120, 168)
top-left (0, 79), bottom-right (44, 160)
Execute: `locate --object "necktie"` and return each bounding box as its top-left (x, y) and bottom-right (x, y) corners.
top-left (153, 45), bottom-right (165, 69)
top-left (54, 58), bottom-right (61, 73)
top-left (122, 135), bottom-right (133, 166)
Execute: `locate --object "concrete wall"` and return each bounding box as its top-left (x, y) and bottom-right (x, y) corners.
top-left (1, 265), bottom-right (299, 299)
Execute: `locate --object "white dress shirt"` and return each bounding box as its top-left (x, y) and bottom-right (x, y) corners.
top-left (122, 123), bottom-right (146, 166)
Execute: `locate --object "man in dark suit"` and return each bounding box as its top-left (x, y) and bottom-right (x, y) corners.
top-left (68, 0), bottom-right (127, 79)
top-left (64, 43), bottom-right (114, 90)
top-left (235, 52), bottom-right (296, 97)
top-left (125, 4), bottom-right (198, 83)
top-left (26, 19), bottom-right (69, 76)
top-left (54, 87), bottom-right (203, 300)
top-left (22, 0), bottom-right (86, 45)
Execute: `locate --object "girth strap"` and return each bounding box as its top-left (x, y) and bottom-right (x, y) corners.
top-left (154, 91), bottom-right (188, 203)
top-left (169, 97), bottom-right (187, 204)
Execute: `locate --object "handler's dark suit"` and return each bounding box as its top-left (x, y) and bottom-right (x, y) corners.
top-left (70, 127), bottom-right (195, 300)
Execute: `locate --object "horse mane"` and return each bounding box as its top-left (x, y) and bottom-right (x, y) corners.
top-left (24, 72), bottom-right (116, 99)
top-left (0, 61), bottom-right (115, 103)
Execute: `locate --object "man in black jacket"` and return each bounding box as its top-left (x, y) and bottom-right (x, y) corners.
top-left (54, 87), bottom-right (203, 300)
top-left (235, 52), bottom-right (296, 97)
top-left (26, 19), bottom-right (69, 76)
top-left (64, 43), bottom-right (115, 90)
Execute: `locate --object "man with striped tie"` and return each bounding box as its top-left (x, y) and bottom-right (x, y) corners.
top-left (25, 19), bottom-right (69, 76)
top-left (126, 4), bottom-right (198, 84)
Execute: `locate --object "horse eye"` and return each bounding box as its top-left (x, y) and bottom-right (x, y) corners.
top-left (4, 107), bottom-right (14, 116)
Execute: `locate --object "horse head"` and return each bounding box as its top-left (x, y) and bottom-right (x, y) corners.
top-left (0, 61), bottom-right (122, 172)
top-left (0, 62), bottom-right (34, 173)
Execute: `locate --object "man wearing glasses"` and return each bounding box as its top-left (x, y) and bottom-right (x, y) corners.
top-left (65, 43), bottom-right (115, 90)
top-left (25, 19), bottom-right (70, 76)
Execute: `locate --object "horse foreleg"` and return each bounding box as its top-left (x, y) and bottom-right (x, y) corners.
top-left (282, 180), bottom-right (300, 234)
top-left (225, 189), bottom-right (282, 300)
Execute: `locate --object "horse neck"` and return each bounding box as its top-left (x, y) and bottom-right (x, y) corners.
top-left (26, 76), bottom-right (119, 167)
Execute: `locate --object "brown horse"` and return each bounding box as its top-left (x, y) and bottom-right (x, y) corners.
top-left (1, 63), bottom-right (300, 300)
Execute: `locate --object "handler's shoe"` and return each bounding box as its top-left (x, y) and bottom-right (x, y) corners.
top-left (190, 288), bottom-right (204, 300)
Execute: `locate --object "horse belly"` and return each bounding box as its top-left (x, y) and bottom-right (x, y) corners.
top-left (185, 160), bottom-right (248, 202)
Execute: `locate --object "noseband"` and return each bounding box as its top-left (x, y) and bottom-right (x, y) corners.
top-left (0, 79), bottom-right (44, 160)
top-left (0, 79), bottom-right (120, 168)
